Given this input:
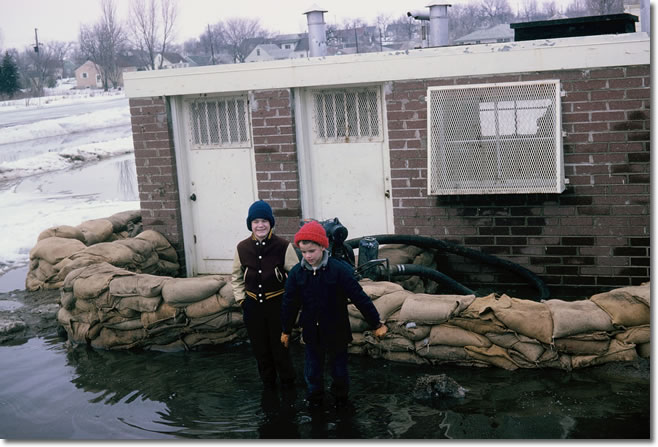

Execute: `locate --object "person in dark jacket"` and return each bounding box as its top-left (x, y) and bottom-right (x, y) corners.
top-left (280, 220), bottom-right (388, 407)
top-left (232, 200), bottom-right (299, 389)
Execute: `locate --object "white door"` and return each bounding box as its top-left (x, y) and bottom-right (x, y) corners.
top-left (299, 86), bottom-right (394, 239)
top-left (178, 94), bottom-right (258, 275)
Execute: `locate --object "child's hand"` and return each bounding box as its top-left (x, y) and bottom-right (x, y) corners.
top-left (374, 324), bottom-right (388, 338)
top-left (281, 333), bottom-right (290, 348)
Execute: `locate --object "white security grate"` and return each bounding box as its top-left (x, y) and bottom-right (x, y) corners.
top-left (311, 87), bottom-right (382, 143)
top-left (185, 95), bottom-right (251, 149)
top-left (427, 80), bottom-right (565, 195)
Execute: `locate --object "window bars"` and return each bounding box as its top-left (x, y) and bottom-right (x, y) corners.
top-left (427, 80), bottom-right (565, 195)
top-left (186, 95), bottom-right (251, 149)
top-left (312, 87), bottom-right (382, 143)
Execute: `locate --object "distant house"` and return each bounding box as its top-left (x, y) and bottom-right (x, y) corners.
top-left (244, 34), bottom-right (309, 62)
top-left (74, 60), bottom-right (102, 88)
top-left (454, 24), bottom-right (514, 45)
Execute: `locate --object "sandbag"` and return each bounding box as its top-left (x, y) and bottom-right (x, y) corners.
top-left (60, 290), bottom-right (75, 310)
top-left (377, 244), bottom-right (424, 266)
top-left (465, 344), bottom-right (519, 370)
top-left (360, 280), bottom-right (405, 299)
top-left (77, 218), bottom-right (114, 245)
top-left (185, 293), bottom-right (233, 318)
top-left (399, 293), bottom-right (476, 324)
top-left (368, 349), bottom-right (429, 365)
top-left (54, 256), bottom-right (100, 283)
top-left (37, 225), bottom-right (86, 242)
top-left (78, 242), bottom-right (141, 267)
top-left (571, 339), bottom-right (638, 369)
top-left (348, 289), bottom-right (411, 321)
top-left (141, 303), bottom-right (178, 329)
top-left (106, 210), bottom-right (141, 232)
top-left (365, 332), bottom-right (415, 352)
top-left (485, 332), bottom-right (545, 363)
top-left (72, 266), bottom-right (132, 300)
top-left (91, 327), bottom-right (145, 349)
top-left (554, 334), bottom-right (610, 355)
top-left (104, 318), bottom-right (144, 331)
top-left (389, 321), bottom-right (432, 341)
top-left (479, 294), bottom-right (553, 344)
top-left (161, 277), bottom-right (223, 306)
top-left (543, 298), bottom-right (614, 338)
top-left (449, 316), bottom-right (508, 335)
top-left (189, 310), bottom-right (244, 331)
top-left (417, 324), bottom-right (491, 349)
top-left (637, 342), bottom-right (650, 358)
top-left (349, 315), bottom-right (371, 332)
top-left (29, 237), bottom-right (86, 265)
top-left (113, 238), bottom-right (156, 261)
top-left (116, 295), bottom-right (162, 313)
top-left (109, 274), bottom-right (169, 298)
top-left (590, 289), bottom-right (650, 327)
top-left (614, 325), bottom-right (650, 345)
top-left (135, 230), bottom-right (173, 251)
top-left (415, 345), bottom-right (472, 362)
top-left (218, 282), bottom-right (236, 303)
top-left (182, 327), bottom-right (247, 348)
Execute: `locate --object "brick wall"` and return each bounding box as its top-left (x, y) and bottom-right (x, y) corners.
top-left (251, 89), bottom-right (302, 240)
top-left (129, 96), bottom-right (186, 274)
top-left (386, 65), bottom-right (650, 298)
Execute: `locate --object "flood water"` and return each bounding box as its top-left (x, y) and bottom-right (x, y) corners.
top-left (0, 334), bottom-right (649, 439)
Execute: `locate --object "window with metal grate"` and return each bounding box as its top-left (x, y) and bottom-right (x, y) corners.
top-left (185, 95), bottom-right (251, 149)
top-left (311, 87), bottom-right (382, 143)
top-left (427, 80), bottom-right (566, 195)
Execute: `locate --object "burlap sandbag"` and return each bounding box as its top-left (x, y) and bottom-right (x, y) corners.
top-left (29, 237), bottom-right (86, 265)
top-left (183, 327), bottom-right (247, 348)
top-left (91, 327), bottom-right (145, 349)
top-left (360, 280), bottom-right (405, 299)
top-left (116, 295), bottom-right (162, 313)
top-left (389, 321), bottom-right (432, 341)
top-left (614, 325), bottom-right (650, 345)
top-left (415, 345), bottom-right (472, 362)
top-left (109, 274), bottom-right (170, 298)
top-left (32, 259), bottom-right (57, 282)
top-left (157, 259), bottom-right (181, 276)
top-left (570, 339), bottom-right (638, 369)
top-left (449, 316), bottom-right (508, 335)
top-left (113, 238), bottom-right (156, 262)
top-left (54, 256), bottom-right (100, 283)
top-left (350, 315), bottom-right (371, 332)
top-left (71, 264), bottom-right (133, 300)
top-left (485, 331), bottom-right (545, 363)
top-left (368, 348), bottom-right (429, 365)
top-left (465, 344), bottom-right (519, 370)
top-left (543, 298), bottom-right (614, 338)
top-left (377, 244), bottom-right (424, 265)
top-left (554, 334), bottom-right (610, 355)
top-left (416, 323), bottom-right (491, 349)
top-left (479, 294), bottom-right (553, 344)
top-left (104, 318), bottom-right (144, 331)
top-left (162, 277), bottom-right (223, 306)
top-left (106, 210), bottom-right (141, 232)
top-left (37, 225), bottom-right (86, 242)
top-left (399, 293), bottom-right (476, 324)
top-left (60, 290), bottom-right (75, 310)
top-left (348, 289), bottom-right (411, 321)
top-left (141, 302), bottom-right (178, 329)
top-left (73, 296), bottom-right (96, 312)
top-left (77, 218), bottom-right (114, 245)
top-left (135, 230), bottom-right (172, 251)
top-left (637, 342), bottom-right (650, 358)
top-left (365, 332), bottom-right (415, 352)
top-left (590, 288), bottom-right (650, 327)
top-left (78, 242), bottom-right (141, 267)
top-left (188, 310), bottom-right (243, 331)
top-left (185, 293), bottom-right (233, 318)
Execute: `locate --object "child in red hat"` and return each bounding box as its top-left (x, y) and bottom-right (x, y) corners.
top-left (281, 220), bottom-right (387, 408)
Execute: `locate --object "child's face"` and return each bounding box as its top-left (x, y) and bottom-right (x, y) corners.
top-left (298, 241), bottom-right (324, 268)
top-left (251, 218), bottom-right (271, 241)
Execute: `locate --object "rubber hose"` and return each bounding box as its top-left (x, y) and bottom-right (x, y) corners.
top-left (389, 264), bottom-right (476, 296)
top-left (346, 234), bottom-right (550, 301)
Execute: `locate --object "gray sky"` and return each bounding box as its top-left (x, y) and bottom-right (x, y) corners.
top-left (0, 0), bottom-right (434, 50)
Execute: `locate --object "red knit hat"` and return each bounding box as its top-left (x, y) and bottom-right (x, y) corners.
top-left (294, 221), bottom-right (329, 249)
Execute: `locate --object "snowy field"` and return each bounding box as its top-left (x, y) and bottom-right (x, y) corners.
top-left (0, 80), bottom-right (140, 288)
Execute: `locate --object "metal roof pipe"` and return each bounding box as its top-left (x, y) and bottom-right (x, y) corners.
top-left (428, 3), bottom-right (451, 47)
top-left (304, 6), bottom-right (328, 57)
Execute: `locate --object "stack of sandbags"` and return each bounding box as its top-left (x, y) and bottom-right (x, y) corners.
top-left (56, 263), bottom-right (245, 351)
top-left (361, 282), bottom-right (650, 370)
top-left (26, 211), bottom-right (180, 291)
top-left (376, 244), bottom-right (438, 293)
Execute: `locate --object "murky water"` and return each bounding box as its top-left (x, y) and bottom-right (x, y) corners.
top-left (0, 335), bottom-right (649, 439)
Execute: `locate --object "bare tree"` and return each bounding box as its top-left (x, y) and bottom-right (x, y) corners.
top-left (16, 43), bottom-right (58, 96)
top-left (518, 0), bottom-right (541, 21)
top-left (127, 0), bottom-right (178, 70)
top-left (220, 18), bottom-right (269, 63)
top-left (540, 0), bottom-right (562, 18)
top-left (450, 3), bottom-right (483, 42)
top-left (78, 0), bottom-right (126, 90)
top-left (388, 14), bottom-right (419, 41)
top-left (480, 0), bottom-right (515, 27)
top-left (585, 0), bottom-right (624, 14)
top-left (48, 41), bottom-right (74, 78)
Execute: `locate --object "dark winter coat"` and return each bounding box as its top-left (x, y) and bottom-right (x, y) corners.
top-left (281, 255), bottom-right (381, 350)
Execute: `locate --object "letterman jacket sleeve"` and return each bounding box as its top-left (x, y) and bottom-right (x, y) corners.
top-left (231, 250), bottom-right (246, 306)
top-left (283, 243), bottom-right (300, 273)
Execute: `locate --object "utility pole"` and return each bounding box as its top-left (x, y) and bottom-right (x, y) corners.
top-left (354, 26), bottom-right (359, 53)
top-left (207, 24), bottom-right (216, 65)
top-left (33, 28), bottom-right (40, 53)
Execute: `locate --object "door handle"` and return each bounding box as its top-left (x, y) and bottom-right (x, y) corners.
top-left (385, 190), bottom-right (390, 198)
top-left (190, 193), bottom-right (197, 201)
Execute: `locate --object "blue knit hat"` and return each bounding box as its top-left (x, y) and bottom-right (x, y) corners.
top-left (246, 200), bottom-right (275, 231)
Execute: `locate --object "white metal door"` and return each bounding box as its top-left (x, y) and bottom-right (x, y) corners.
top-left (299, 86), bottom-right (393, 239)
top-left (178, 94), bottom-right (258, 274)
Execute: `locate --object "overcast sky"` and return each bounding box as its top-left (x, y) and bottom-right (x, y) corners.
top-left (0, 0), bottom-right (445, 50)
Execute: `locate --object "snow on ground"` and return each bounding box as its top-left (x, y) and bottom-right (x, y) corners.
top-left (0, 84), bottom-right (140, 283)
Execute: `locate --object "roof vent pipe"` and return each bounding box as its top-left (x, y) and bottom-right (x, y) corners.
top-left (428, 3), bottom-right (451, 47)
top-left (304, 6), bottom-right (328, 57)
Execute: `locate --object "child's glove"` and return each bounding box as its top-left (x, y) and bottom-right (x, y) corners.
top-left (374, 323), bottom-right (388, 338)
top-left (280, 333), bottom-right (290, 348)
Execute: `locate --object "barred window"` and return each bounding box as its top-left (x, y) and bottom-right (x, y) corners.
top-left (186, 95), bottom-right (251, 148)
top-left (311, 87), bottom-right (382, 143)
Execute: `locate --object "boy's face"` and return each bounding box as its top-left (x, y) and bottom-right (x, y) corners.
top-left (251, 218), bottom-right (271, 241)
top-left (298, 241), bottom-right (324, 268)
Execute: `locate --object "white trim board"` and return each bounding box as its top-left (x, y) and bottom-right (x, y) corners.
top-left (124, 33), bottom-right (650, 98)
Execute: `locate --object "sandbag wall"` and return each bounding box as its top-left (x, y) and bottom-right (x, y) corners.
top-left (26, 210), bottom-right (179, 291)
top-left (355, 281), bottom-right (650, 370)
top-left (56, 262), bottom-right (245, 351)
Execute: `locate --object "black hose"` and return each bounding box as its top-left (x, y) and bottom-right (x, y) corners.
top-left (346, 234), bottom-right (550, 301)
top-left (389, 264), bottom-right (476, 296)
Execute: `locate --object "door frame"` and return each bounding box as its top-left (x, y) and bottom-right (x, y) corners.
top-left (169, 93), bottom-right (259, 276)
top-left (293, 83), bottom-right (395, 233)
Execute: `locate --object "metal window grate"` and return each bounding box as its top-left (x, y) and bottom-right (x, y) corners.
top-left (311, 87), bottom-right (382, 143)
top-left (185, 95), bottom-right (251, 149)
top-left (427, 80), bottom-right (565, 195)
